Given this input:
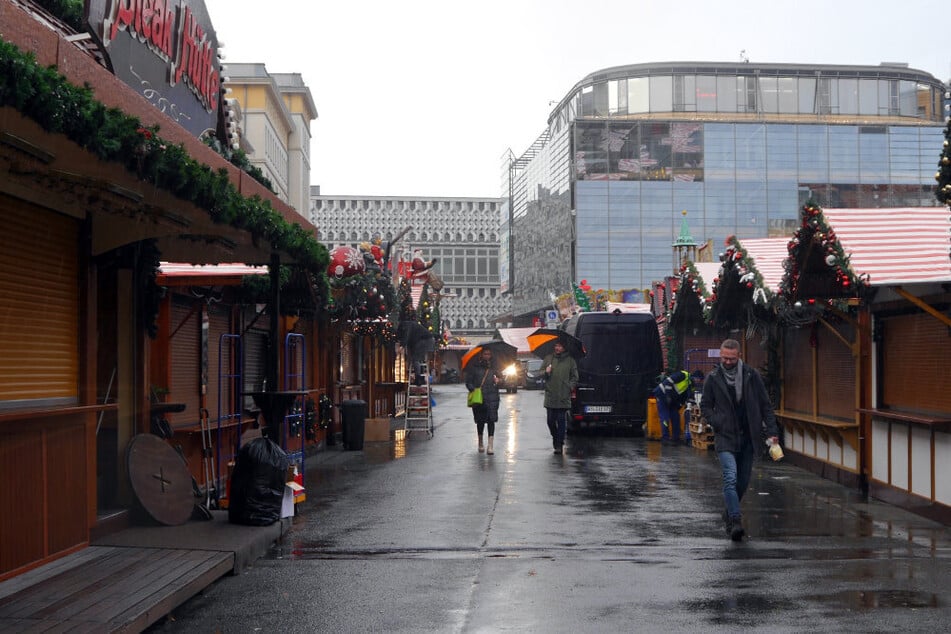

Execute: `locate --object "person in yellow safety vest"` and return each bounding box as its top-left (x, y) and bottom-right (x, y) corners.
top-left (653, 370), bottom-right (693, 442)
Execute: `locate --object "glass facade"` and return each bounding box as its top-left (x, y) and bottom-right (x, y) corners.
top-left (506, 62), bottom-right (947, 319)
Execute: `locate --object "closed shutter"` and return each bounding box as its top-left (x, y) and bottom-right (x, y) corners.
top-left (207, 304), bottom-right (234, 420)
top-left (169, 298), bottom-right (201, 426)
top-left (882, 313), bottom-right (951, 414)
top-left (782, 327), bottom-right (812, 415)
top-left (340, 332), bottom-right (355, 384)
top-left (0, 203), bottom-right (79, 404)
top-left (243, 328), bottom-right (268, 410)
top-left (744, 337), bottom-right (768, 374)
top-left (816, 320), bottom-right (855, 421)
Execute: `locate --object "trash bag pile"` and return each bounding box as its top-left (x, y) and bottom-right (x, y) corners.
top-left (228, 437), bottom-right (289, 526)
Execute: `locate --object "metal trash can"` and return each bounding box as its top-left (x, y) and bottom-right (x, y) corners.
top-left (341, 399), bottom-right (366, 450)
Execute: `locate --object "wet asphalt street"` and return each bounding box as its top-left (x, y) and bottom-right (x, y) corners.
top-left (150, 384), bottom-right (951, 633)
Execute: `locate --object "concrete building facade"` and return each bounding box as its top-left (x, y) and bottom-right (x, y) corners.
top-left (225, 63), bottom-right (317, 214)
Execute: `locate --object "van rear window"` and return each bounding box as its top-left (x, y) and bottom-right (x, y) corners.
top-left (579, 321), bottom-right (661, 373)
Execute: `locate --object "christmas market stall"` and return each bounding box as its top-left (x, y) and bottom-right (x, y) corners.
top-left (776, 203), bottom-right (951, 524)
top-left (0, 4), bottom-right (329, 579)
top-left (663, 261), bottom-right (724, 375)
top-left (705, 236), bottom-right (789, 400)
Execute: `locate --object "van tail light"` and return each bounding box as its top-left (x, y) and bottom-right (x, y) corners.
top-left (571, 387), bottom-right (577, 400)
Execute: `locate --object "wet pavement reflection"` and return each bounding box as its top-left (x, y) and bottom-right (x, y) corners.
top-left (153, 384), bottom-right (951, 632)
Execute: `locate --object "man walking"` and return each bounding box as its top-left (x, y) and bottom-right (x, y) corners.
top-left (543, 341), bottom-right (579, 454)
top-left (700, 338), bottom-right (779, 541)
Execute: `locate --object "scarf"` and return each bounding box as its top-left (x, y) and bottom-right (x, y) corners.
top-left (722, 359), bottom-right (744, 403)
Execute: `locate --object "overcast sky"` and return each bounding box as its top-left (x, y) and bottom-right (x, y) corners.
top-left (204, 0), bottom-right (949, 199)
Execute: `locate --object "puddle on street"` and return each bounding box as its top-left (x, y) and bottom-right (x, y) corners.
top-left (809, 590), bottom-right (940, 609)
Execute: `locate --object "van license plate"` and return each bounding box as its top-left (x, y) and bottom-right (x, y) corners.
top-left (585, 405), bottom-right (612, 413)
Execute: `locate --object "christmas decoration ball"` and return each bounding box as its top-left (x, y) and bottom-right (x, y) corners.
top-left (327, 246), bottom-right (366, 278)
top-left (794, 301), bottom-right (803, 309)
top-left (825, 254), bottom-right (836, 266)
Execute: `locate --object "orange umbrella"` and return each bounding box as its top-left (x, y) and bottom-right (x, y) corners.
top-left (527, 328), bottom-right (585, 359)
top-left (460, 340), bottom-right (517, 371)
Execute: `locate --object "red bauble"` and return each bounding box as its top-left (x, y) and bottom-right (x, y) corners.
top-left (327, 246), bottom-right (366, 278)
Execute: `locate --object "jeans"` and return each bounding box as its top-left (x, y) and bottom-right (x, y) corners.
top-left (546, 408), bottom-right (568, 447)
top-left (717, 437), bottom-right (754, 519)
top-left (653, 387), bottom-right (681, 440)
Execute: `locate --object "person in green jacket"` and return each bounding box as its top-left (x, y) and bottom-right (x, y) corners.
top-left (543, 341), bottom-right (579, 454)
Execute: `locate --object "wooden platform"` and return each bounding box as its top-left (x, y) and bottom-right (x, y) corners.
top-left (0, 545), bottom-right (232, 632)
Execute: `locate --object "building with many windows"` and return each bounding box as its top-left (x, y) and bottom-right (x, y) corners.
top-left (310, 191), bottom-right (508, 336)
top-left (225, 64), bottom-right (317, 214)
top-left (503, 61), bottom-right (948, 322)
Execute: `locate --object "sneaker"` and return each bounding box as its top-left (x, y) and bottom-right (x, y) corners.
top-left (730, 516), bottom-right (745, 541)
top-left (553, 444), bottom-right (563, 454)
top-left (721, 511), bottom-right (732, 536)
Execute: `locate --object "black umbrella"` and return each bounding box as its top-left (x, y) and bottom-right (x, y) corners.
top-left (527, 328), bottom-right (585, 360)
top-left (461, 339), bottom-right (517, 370)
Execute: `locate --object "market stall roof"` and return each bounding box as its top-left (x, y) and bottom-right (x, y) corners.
top-left (734, 237), bottom-right (789, 293)
top-left (604, 302), bottom-right (652, 313)
top-left (497, 327), bottom-right (537, 354)
top-left (157, 262), bottom-right (269, 286)
top-left (821, 208), bottom-right (951, 285)
top-left (693, 262), bottom-right (722, 288)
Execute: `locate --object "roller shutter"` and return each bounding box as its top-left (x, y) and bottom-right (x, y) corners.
top-left (782, 327), bottom-right (812, 415)
top-left (0, 203), bottom-right (79, 404)
top-left (207, 304), bottom-right (235, 420)
top-left (816, 320), bottom-right (855, 422)
top-left (169, 297), bottom-right (201, 426)
top-left (882, 312), bottom-right (951, 414)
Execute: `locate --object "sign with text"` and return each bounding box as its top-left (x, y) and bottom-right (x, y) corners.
top-left (85, 0), bottom-right (221, 137)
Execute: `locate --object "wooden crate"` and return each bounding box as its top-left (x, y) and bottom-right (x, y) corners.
top-left (689, 418), bottom-right (714, 450)
top-left (691, 434), bottom-right (715, 450)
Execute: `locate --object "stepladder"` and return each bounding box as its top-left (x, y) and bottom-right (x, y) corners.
top-left (404, 360), bottom-right (433, 437)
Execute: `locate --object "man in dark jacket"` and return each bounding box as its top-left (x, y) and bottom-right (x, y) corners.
top-left (700, 338), bottom-right (779, 541)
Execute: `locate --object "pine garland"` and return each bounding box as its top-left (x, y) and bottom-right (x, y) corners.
top-left (936, 113), bottom-right (951, 206)
top-left (0, 38), bottom-right (329, 276)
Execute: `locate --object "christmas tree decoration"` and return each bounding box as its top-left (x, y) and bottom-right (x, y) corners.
top-left (572, 282), bottom-right (591, 311)
top-left (936, 112), bottom-right (951, 206)
top-left (779, 202), bottom-right (867, 302)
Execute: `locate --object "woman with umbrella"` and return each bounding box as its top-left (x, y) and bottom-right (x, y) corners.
top-left (463, 344), bottom-right (505, 454)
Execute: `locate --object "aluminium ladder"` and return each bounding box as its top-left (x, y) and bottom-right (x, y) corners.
top-left (404, 360), bottom-right (434, 437)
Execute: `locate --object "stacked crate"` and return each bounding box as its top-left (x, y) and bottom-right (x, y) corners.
top-left (688, 404), bottom-right (714, 450)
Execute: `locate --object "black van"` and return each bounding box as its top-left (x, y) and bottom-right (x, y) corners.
top-left (562, 310), bottom-right (663, 432)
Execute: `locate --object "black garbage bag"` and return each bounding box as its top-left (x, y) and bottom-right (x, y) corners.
top-left (228, 437), bottom-right (290, 526)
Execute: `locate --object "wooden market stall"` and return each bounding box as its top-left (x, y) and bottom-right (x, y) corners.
top-left (775, 204), bottom-right (951, 523)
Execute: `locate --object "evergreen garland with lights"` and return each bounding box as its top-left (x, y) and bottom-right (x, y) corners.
top-left (779, 202), bottom-right (866, 299)
top-left (936, 107), bottom-right (951, 207)
top-left (327, 269), bottom-right (396, 340)
top-left (416, 282), bottom-right (436, 336)
top-left (0, 39), bottom-right (329, 275)
top-left (708, 236), bottom-right (773, 331)
top-left (777, 202), bottom-right (867, 326)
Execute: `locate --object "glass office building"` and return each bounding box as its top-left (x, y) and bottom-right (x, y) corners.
top-left (503, 61), bottom-right (947, 321)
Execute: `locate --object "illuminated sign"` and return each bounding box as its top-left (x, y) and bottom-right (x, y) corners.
top-left (85, 0), bottom-right (221, 137)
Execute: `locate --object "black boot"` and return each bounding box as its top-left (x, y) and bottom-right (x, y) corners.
top-left (721, 510), bottom-right (732, 537)
top-left (730, 515), bottom-right (745, 541)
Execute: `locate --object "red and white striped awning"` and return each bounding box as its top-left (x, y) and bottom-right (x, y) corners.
top-left (497, 327), bottom-right (537, 354)
top-left (822, 208), bottom-right (951, 286)
top-left (734, 237), bottom-right (789, 293)
top-left (157, 262), bottom-right (268, 284)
